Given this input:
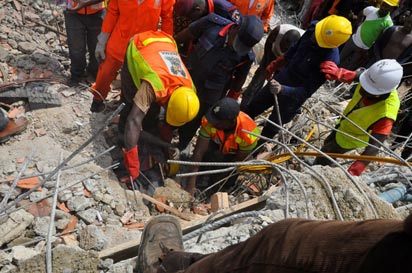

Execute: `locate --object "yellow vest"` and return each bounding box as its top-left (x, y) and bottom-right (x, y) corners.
top-left (126, 31), bottom-right (195, 106)
top-left (335, 84), bottom-right (400, 149)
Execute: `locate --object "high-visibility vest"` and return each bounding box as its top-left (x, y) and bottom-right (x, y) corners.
top-left (102, 0), bottom-right (174, 62)
top-left (228, 0), bottom-right (274, 27)
top-left (201, 112), bottom-right (259, 154)
top-left (335, 84), bottom-right (400, 149)
top-left (70, 0), bottom-right (106, 15)
top-left (126, 31), bottom-right (194, 106)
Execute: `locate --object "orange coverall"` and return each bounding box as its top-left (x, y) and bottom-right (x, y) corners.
top-left (228, 0), bottom-right (274, 32)
top-left (92, 0), bottom-right (174, 102)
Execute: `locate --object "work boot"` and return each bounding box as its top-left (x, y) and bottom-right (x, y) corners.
top-left (90, 100), bottom-right (105, 113)
top-left (137, 215), bottom-right (184, 273)
top-left (157, 248), bottom-right (206, 273)
top-left (0, 117), bottom-right (28, 143)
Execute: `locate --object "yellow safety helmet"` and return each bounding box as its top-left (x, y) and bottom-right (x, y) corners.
top-left (166, 86), bottom-right (200, 127)
top-left (315, 15), bottom-right (352, 48)
top-left (383, 0), bottom-right (399, 6)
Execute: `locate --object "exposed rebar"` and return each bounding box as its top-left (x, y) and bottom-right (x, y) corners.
top-left (46, 153), bottom-right (63, 273)
top-left (0, 104), bottom-right (124, 215)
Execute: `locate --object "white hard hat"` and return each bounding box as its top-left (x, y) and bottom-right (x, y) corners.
top-left (359, 59), bottom-right (403, 95)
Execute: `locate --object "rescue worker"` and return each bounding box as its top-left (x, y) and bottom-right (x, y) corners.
top-left (371, 11), bottom-right (412, 64)
top-left (314, 59), bottom-right (402, 176)
top-left (243, 15), bottom-right (352, 143)
top-left (64, 0), bottom-right (106, 86)
top-left (173, 0), bottom-right (241, 34)
top-left (185, 98), bottom-right (259, 195)
top-left (119, 30), bottom-right (200, 184)
top-left (90, 0), bottom-right (174, 112)
top-left (174, 14), bottom-right (264, 151)
top-left (339, 0), bottom-right (398, 70)
top-left (241, 24), bottom-right (304, 110)
top-left (370, 12), bottom-right (412, 159)
top-left (0, 108), bottom-right (28, 144)
top-left (173, 0), bottom-right (241, 58)
top-left (136, 214), bottom-right (412, 273)
top-left (228, 0), bottom-right (275, 32)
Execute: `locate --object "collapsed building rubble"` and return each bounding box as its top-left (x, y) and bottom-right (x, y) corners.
top-left (1, 0), bottom-right (412, 272)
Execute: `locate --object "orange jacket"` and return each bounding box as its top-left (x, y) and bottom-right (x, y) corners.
top-left (71, 0), bottom-right (106, 15)
top-left (102, 0), bottom-right (175, 62)
top-left (201, 112), bottom-right (259, 154)
top-left (229, 0), bottom-right (274, 31)
top-left (127, 31), bottom-right (194, 106)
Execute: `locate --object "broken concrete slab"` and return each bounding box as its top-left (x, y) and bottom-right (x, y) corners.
top-left (16, 245), bottom-right (99, 273)
top-left (33, 216), bottom-right (55, 237)
top-left (77, 208), bottom-right (99, 225)
top-left (0, 250), bottom-right (12, 267)
top-left (11, 245), bottom-right (40, 266)
top-left (0, 210), bottom-right (34, 247)
top-left (79, 225), bottom-right (108, 251)
top-left (67, 196), bottom-right (93, 212)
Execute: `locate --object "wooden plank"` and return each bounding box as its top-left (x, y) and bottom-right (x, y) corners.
top-left (140, 193), bottom-right (194, 221)
top-left (99, 185), bottom-right (276, 260)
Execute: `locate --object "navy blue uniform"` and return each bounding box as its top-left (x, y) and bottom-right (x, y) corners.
top-left (178, 13), bottom-right (254, 149)
top-left (244, 21), bottom-right (340, 139)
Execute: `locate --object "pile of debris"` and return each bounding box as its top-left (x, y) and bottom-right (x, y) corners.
top-left (0, 0), bottom-right (411, 272)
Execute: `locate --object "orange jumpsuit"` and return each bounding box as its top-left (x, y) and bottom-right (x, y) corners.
top-left (228, 0), bottom-right (274, 32)
top-left (92, 0), bottom-right (175, 102)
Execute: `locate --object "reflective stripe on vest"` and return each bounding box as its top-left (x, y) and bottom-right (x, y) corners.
top-left (201, 112), bottom-right (259, 154)
top-left (335, 84), bottom-right (400, 149)
top-left (126, 31), bottom-right (195, 106)
top-left (73, 1), bottom-right (105, 15)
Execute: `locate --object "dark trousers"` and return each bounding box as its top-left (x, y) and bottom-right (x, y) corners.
top-left (244, 82), bottom-right (302, 140)
top-left (64, 10), bottom-right (103, 80)
top-left (176, 218), bottom-right (409, 273)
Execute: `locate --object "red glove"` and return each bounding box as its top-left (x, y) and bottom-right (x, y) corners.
top-left (320, 61), bottom-right (356, 83)
top-left (265, 55), bottom-right (287, 80)
top-left (122, 146), bottom-right (140, 180)
top-left (348, 161), bottom-right (367, 176)
top-left (227, 88), bottom-right (242, 100)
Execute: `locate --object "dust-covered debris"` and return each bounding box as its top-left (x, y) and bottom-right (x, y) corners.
top-left (1, 0), bottom-right (411, 271)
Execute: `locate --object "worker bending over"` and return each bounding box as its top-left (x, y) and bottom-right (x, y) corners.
top-left (185, 98), bottom-right (259, 195)
top-left (119, 31), bottom-right (199, 185)
top-left (314, 59), bottom-right (402, 176)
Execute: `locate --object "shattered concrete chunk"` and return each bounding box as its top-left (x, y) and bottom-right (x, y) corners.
top-left (55, 218), bottom-right (71, 230)
top-left (108, 257), bottom-right (136, 273)
top-left (12, 246), bottom-right (40, 266)
top-left (33, 216), bottom-right (55, 237)
top-left (58, 190), bottom-right (72, 202)
top-left (0, 264), bottom-right (17, 273)
top-left (29, 189), bottom-right (48, 202)
top-left (83, 179), bottom-right (98, 192)
top-left (0, 184), bottom-right (21, 200)
top-left (17, 42), bottom-right (37, 54)
top-left (77, 209), bottom-right (99, 225)
top-left (79, 225), bottom-right (108, 251)
top-left (0, 250), bottom-right (12, 267)
top-left (16, 245), bottom-right (99, 273)
top-left (0, 210), bottom-right (34, 247)
top-left (67, 196), bottom-right (93, 212)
